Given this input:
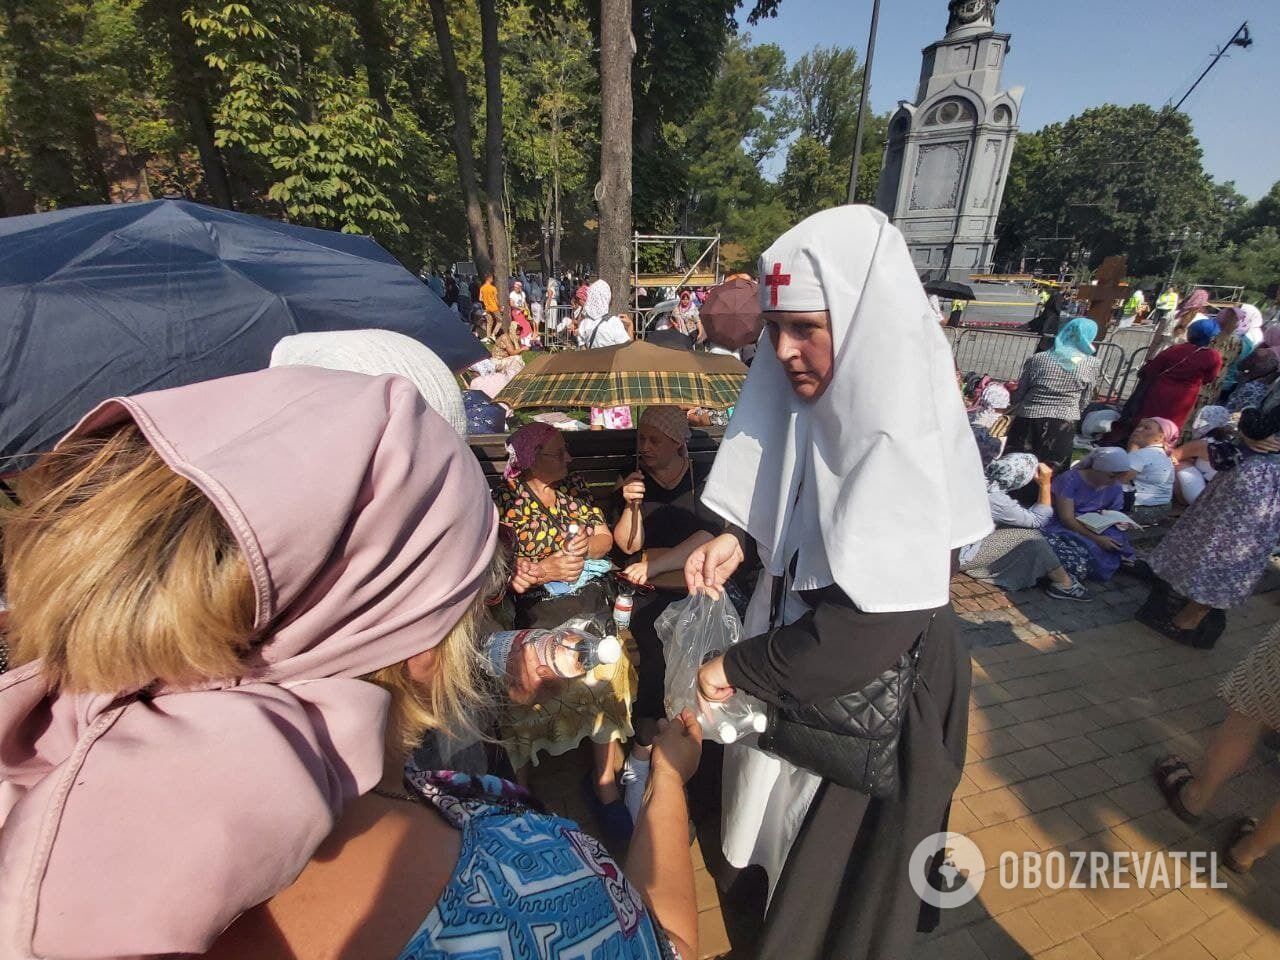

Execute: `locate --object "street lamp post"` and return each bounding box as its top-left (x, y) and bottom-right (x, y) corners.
top-left (846, 0), bottom-right (882, 204)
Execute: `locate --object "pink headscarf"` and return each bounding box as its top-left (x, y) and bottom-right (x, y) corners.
top-left (504, 421), bottom-right (560, 480)
top-left (0, 367), bottom-right (497, 959)
top-left (1149, 416), bottom-right (1180, 449)
top-left (1176, 288), bottom-right (1210, 322)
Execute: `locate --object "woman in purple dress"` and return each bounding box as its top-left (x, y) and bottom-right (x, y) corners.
top-left (1042, 446), bottom-right (1137, 582)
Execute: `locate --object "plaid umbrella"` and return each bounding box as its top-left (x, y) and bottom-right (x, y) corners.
top-left (700, 277), bottom-right (762, 350)
top-left (496, 341), bottom-right (746, 409)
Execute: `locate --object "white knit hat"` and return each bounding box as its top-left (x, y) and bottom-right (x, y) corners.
top-left (270, 329), bottom-right (467, 436)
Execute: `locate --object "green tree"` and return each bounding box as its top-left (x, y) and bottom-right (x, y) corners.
top-left (184, 1), bottom-right (410, 238)
top-left (680, 36), bottom-right (788, 233)
top-left (776, 44), bottom-right (883, 216)
top-left (994, 104), bottom-right (1219, 277)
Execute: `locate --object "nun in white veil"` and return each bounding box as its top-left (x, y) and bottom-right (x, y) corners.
top-left (685, 206), bottom-right (991, 959)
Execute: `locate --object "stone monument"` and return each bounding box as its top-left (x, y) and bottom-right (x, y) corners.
top-left (875, 0), bottom-right (1023, 281)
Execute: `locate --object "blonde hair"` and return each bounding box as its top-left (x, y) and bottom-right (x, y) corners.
top-left (365, 551), bottom-right (506, 752)
top-left (2, 425), bottom-right (255, 692)
top-left (2, 424), bottom-right (504, 759)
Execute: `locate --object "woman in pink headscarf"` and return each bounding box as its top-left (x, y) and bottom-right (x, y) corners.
top-left (1124, 416), bottom-right (1178, 523)
top-left (0, 368), bottom-right (700, 960)
top-left (1170, 288), bottom-right (1211, 343)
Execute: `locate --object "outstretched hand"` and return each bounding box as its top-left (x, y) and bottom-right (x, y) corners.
top-left (683, 533), bottom-right (745, 597)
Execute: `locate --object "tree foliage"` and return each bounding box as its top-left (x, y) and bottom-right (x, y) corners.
top-left (995, 105), bottom-right (1222, 277)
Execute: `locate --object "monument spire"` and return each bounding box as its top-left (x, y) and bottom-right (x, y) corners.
top-left (946, 0), bottom-right (998, 38)
top-left (874, 0), bottom-right (1021, 280)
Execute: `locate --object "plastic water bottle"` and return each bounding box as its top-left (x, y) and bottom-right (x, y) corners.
top-left (486, 627), bottom-right (622, 681)
top-left (613, 584), bottom-right (634, 630)
top-left (701, 697), bottom-right (769, 744)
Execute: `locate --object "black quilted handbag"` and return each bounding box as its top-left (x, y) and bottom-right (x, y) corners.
top-left (756, 567), bottom-right (934, 799)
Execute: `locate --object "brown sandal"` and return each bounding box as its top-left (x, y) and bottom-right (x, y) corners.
top-left (1223, 817), bottom-right (1259, 874)
top-left (1154, 757), bottom-right (1201, 825)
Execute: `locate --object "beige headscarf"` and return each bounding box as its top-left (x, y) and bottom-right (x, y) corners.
top-left (639, 405), bottom-right (692, 489)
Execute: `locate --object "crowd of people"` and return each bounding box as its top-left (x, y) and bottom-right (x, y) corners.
top-left (2, 208), bottom-right (1279, 960)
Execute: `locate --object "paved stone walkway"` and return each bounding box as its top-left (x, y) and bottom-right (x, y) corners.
top-left (534, 583), bottom-right (1280, 959)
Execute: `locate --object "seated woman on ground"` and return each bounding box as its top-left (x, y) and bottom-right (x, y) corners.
top-left (1041, 446), bottom-right (1138, 584)
top-left (610, 406), bottom-right (727, 815)
top-left (1226, 348), bottom-right (1279, 414)
top-left (1124, 417), bottom-right (1178, 524)
top-left (492, 422), bottom-right (637, 840)
top-left (0, 368), bottom-right (700, 960)
top-left (959, 452), bottom-right (1093, 602)
top-left (1172, 406), bottom-right (1234, 505)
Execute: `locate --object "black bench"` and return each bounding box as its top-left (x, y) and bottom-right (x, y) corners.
top-left (468, 426), bottom-right (726, 499)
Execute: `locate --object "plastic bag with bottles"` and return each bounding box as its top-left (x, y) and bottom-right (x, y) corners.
top-left (655, 591), bottom-right (768, 745)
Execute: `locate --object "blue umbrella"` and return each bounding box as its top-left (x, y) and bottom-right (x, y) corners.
top-left (0, 199), bottom-right (486, 460)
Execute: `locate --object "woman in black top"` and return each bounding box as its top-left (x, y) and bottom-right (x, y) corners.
top-left (612, 406), bottom-right (720, 732)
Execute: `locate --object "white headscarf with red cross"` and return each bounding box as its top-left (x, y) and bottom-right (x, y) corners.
top-left (702, 205), bottom-right (992, 613)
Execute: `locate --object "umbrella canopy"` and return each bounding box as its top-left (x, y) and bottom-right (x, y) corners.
top-left (699, 277), bottom-right (761, 350)
top-left (924, 279), bottom-right (976, 301)
top-left (497, 340), bottom-right (746, 409)
top-left (0, 199), bottom-right (486, 461)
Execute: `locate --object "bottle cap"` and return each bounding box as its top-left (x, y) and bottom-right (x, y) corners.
top-left (718, 722), bottom-right (739, 744)
top-left (751, 713), bottom-right (768, 733)
top-left (596, 635), bottom-right (622, 665)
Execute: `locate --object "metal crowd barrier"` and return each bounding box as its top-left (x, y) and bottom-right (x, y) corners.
top-left (951, 329), bottom-right (1041, 384)
top-left (951, 328), bottom-right (1131, 403)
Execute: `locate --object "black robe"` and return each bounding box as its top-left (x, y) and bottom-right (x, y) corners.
top-left (723, 584), bottom-right (970, 960)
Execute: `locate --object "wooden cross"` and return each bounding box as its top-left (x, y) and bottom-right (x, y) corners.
top-left (1075, 255), bottom-right (1129, 342)
top-left (764, 261), bottom-right (791, 307)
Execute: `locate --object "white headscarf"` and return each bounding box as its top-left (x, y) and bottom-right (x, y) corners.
top-left (270, 329), bottom-right (467, 436)
top-left (701, 206), bottom-right (991, 613)
top-left (584, 279), bottom-right (613, 322)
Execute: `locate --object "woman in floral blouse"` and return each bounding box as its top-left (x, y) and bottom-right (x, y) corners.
top-left (494, 422), bottom-right (637, 842)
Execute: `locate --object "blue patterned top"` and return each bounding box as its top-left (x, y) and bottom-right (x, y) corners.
top-left (396, 769), bottom-right (679, 960)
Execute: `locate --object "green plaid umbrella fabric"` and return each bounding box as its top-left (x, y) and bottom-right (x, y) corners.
top-left (496, 341), bottom-right (746, 410)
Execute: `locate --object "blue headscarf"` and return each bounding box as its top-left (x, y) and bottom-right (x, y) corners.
top-left (1187, 317), bottom-right (1220, 347)
top-left (1049, 317), bottom-right (1098, 370)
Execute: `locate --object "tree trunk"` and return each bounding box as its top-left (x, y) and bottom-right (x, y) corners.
top-left (350, 0), bottom-right (393, 119)
top-left (479, 0), bottom-right (510, 317)
top-left (426, 0), bottom-right (491, 277)
top-left (597, 0), bottom-right (633, 313)
top-left (150, 0), bottom-right (235, 208)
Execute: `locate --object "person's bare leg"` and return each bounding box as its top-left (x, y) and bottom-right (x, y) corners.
top-left (593, 739), bottom-right (622, 804)
top-left (1047, 565), bottom-right (1074, 588)
top-left (1228, 798), bottom-right (1280, 869)
top-left (1172, 600), bottom-right (1211, 630)
top-left (1181, 711), bottom-right (1267, 816)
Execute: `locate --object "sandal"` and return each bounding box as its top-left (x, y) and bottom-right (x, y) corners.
top-left (1223, 817), bottom-right (1259, 874)
top-left (1154, 757), bottom-right (1202, 825)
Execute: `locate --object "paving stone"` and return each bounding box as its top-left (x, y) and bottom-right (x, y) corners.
top-left (1009, 774), bottom-right (1076, 813)
top-left (1136, 890), bottom-right (1211, 942)
top-left (969, 786), bottom-right (1034, 827)
top-left (1049, 736), bottom-right (1112, 767)
top-left (1190, 910), bottom-right (1261, 960)
top-left (1036, 935), bottom-right (1106, 959)
top-left (1028, 890), bottom-right (1109, 943)
top-left (1006, 746), bottom-right (1070, 779)
top-left (1014, 808), bottom-right (1090, 851)
top-left (1057, 762), bottom-right (1122, 800)
top-left (1083, 913), bottom-right (1162, 960)
top-left (969, 908), bottom-right (1056, 958)
top-left (697, 906), bottom-right (730, 959)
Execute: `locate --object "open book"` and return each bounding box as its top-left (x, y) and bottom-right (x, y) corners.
top-left (1076, 510), bottom-right (1142, 533)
